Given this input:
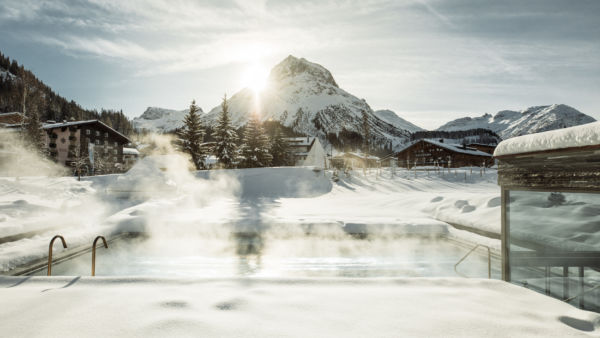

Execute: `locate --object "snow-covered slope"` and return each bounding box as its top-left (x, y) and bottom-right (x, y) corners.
top-left (373, 110), bottom-right (423, 132)
top-left (437, 104), bottom-right (596, 139)
top-left (132, 107), bottom-right (199, 133)
top-left (202, 55), bottom-right (411, 146)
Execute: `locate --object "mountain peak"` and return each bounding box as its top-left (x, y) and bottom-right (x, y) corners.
top-left (269, 55), bottom-right (338, 87)
top-left (373, 110), bottom-right (424, 133)
top-left (437, 104), bottom-right (595, 139)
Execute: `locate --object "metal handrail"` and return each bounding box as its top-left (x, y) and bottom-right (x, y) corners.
top-left (454, 244), bottom-right (491, 279)
top-left (48, 235), bottom-right (67, 276)
top-left (92, 236), bottom-right (108, 276)
top-left (564, 283), bottom-right (600, 303)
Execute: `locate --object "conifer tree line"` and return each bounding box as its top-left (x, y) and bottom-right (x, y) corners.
top-left (0, 51), bottom-right (134, 138)
top-left (177, 94), bottom-right (293, 170)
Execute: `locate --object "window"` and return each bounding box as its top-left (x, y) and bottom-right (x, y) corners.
top-left (86, 129), bottom-right (90, 135)
top-left (95, 139), bottom-right (100, 145)
top-left (114, 142), bottom-right (118, 147)
top-left (113, 149), bottom-right (117, 155)
top-left (104, 140), bottom-right (108, 145)
top-left (86, 138), bottom-right (90, 145)
top-left (105, 132), bottom-right (108, 138)
top-left (113, 157), bottom-right (118, 162)
top-left (507, 190), bottom-right (600, 311)
top-left (95, 131), bottom-right (100, 136)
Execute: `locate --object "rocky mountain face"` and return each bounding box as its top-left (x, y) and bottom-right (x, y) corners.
top-left (201, 55), bottom-right (411, 147)
top-left (130, 57), bottom-right (596, 146)
top-left (132, 107), bottom-right (198, 133)
top-left (436, 104), bottom-right (596, 139)
top-left (373, 110), bottom-right (424, 133)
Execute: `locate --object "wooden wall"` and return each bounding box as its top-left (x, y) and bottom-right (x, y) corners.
top-left (395, 140), bottom-right (493, 168)
top-left (497, 147), bottom-right (600, 191)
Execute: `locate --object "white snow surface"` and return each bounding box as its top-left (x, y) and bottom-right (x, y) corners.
top-left (1, 166), bottom-right (503, 272)
top-left (132, 107), bottom-right (198, 133)
top-left (494, 121), bottom-right (600, 156)
top-left (373, 109), bottom-right (424, 132)
top-left (0, 277), bottom-right (598, 337)
top-left (437, 104), bottom-right (596, 139)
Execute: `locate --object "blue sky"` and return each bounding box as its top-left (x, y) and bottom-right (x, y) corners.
top-left (1, 0), bottom-right (599, 129)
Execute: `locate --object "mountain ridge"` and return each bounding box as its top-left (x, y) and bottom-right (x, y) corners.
top-left (436, 104), bottom-right (596, 139)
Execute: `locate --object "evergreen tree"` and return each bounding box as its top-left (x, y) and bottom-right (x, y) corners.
top-left (178, 100), bottom-right (206, 169)
top-left (240, 114), bottom-right (272, 168)
top-left (23, 109), bottom-right (44, 153)
top-left (269, 125), bottom-right (291, 166)
top-left (361, 109), bottom-right (370, 154)
top-left (212, 94), bottom-right (238, 168)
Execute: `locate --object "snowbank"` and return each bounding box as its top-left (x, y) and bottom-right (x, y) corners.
top-left (0, 277), bottom-right (597, 337)
top-left (195, 167), bottom-right (332, 199)
top-left (494, 121), bottom-right (600, 156)
top-left (1, 167), bottom-right (502, 273)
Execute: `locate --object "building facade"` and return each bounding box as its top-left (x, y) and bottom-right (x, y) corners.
top-left (467, 143), bottom-right (496, 155)
top-left (42, 120), bottom-right (130, 174)
top-left (394, 139), bottom-right (493, 168)
top-left (285, 137), bottom-right (327, 167)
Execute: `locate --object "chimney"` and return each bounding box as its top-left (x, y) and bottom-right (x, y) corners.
top-left (439, 139), bottom-right (444, 143)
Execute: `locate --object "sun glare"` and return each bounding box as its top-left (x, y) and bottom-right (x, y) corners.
top-left (241, 63), bottom-right (270, 93)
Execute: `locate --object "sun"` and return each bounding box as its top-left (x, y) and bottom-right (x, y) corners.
top-left (241, 63), bottom-right (270, 93)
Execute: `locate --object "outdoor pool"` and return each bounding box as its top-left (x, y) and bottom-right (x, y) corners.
top-left (29, 234), bottom-right (501, 278)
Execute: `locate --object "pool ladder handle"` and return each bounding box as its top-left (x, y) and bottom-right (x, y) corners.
top-left (92, 236), bottom-right (108, 277)
top-left (454, 244), bottom-right (491, 279)
top-left (48, 235), bottom-right (67, 276)
top-left (47, 235), bottom-right (109, 277)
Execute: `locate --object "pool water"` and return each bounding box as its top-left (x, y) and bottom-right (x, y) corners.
top-left (31, 234), bottom-right (501, 278)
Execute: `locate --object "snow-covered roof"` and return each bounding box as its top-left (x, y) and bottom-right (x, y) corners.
top-left (43, 119), bottom-right (99, 129)
top-left (285, 137), bottom-right (315, 146)
top-left (494, 121), bottom-right (600, 157)
top-left (333, 152), bottom-right (380, 161)
top-left (0, 112), bottom-right (26, 125)
top-left (396, 139), bottom-right (492, 157)
top-left (43, 120), bottom-right (130, 143)
top-left (123, 148), bottom-right (140, 155)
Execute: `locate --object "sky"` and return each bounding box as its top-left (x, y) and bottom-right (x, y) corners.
top-left (0, 0), bottom-right (599, 130)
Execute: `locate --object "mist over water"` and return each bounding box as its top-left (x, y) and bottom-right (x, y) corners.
top-left (1, 131), bottom-right (499, 278)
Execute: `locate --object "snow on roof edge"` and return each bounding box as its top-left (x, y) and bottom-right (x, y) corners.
top-left (494, 121), bottom-right (600, 157)
top-left (395, 139), bottom-right (492, 157)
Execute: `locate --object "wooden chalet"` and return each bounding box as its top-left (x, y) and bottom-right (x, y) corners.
top-left (331, 152), bottom-right (379, 169)
top-left (467, 143), bottom-right (496, 155)
top-left (394, 139), bottom-right (493, 168)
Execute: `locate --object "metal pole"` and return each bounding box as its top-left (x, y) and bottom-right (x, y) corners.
top-left (579, 267), bottom-right (585, 308)
top-left (91, 236), bottom-right (108, 276)
top-left (48, 235), bottom-right (67, 276)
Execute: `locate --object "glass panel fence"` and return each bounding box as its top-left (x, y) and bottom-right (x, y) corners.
top-left (508, 190), bottom-right (600, 311)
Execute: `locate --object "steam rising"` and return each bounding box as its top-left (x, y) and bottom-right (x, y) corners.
top-left (0, 132), bottom-right (67, 177)
top-left (1, 131), bottom-right (491, 278)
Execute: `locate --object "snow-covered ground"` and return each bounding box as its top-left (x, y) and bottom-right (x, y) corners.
top-left (2, 161), bottom-right (600, 336)
top-left (0, 276), bottom-right (598, 337)
top-left (0, 163), bottom-right (502, 273)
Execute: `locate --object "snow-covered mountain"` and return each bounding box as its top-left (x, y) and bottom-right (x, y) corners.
top-left (202, 55), bottom-right (411, 145)
top-left (132, 107), bottom-right (199, 133)
top-left (373, 110), bottom-right (423, 133)
top-left (436, 104), bottom-right (596, 139)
